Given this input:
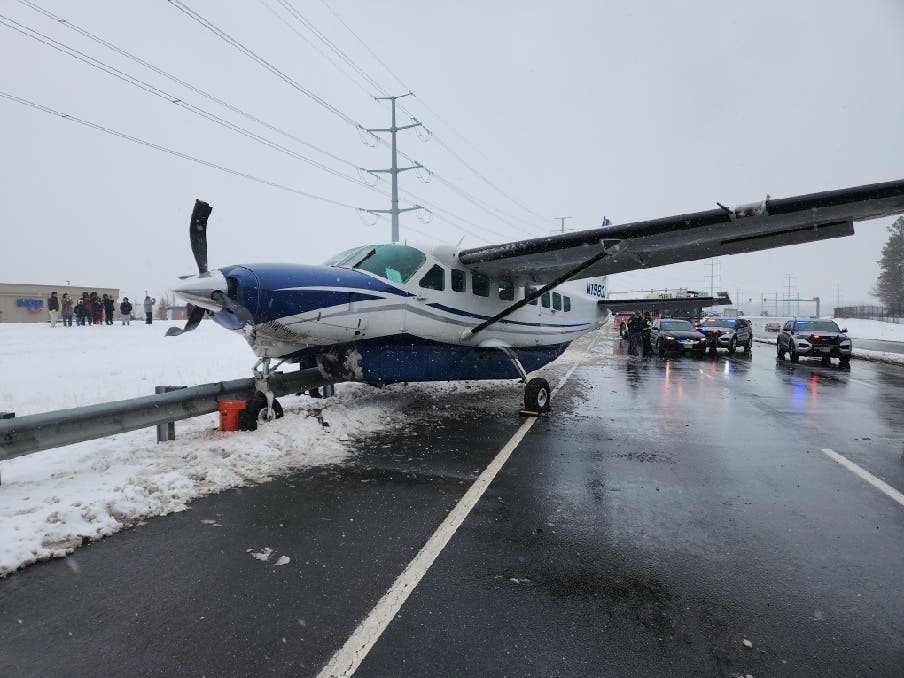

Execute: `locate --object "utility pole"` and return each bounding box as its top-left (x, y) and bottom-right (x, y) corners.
top-left (784, 273), bottom-right (794, 316)
top-left (365, 93), bottom-right (423, 243)
top-left (554, 216), bottom-right (572, 233)
top-left (704, 259), bottom-right (721, 297)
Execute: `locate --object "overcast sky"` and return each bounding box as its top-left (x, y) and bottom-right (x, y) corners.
top-left (2, 1), bottom-right (903, 310)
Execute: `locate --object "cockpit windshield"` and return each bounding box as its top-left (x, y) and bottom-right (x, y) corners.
top-left (324, 244), bottom-right (426, 284)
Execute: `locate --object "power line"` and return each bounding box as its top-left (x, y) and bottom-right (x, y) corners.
top-left (0, 11), bottom-right (374, 191)
top-left (0, 89), bottom-right (362, 210)
top-left (16, 0), bottom-right (366, 170)
top-left (167, 0), bottom-right (367, 132)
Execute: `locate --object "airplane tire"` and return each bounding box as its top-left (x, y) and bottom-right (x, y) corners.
top-left (239, 394), bottom-right (284, 431)
top-left (524, 377), bottom-right (551, 413)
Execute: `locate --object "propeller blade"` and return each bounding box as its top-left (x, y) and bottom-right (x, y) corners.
top-left (190, 199), bottom-right (213, 275)
top-left (165, 303), bottom-right (207, 337)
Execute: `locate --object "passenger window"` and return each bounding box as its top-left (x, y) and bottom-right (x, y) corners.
top-left (563, 296), bottom-right (571, 312)
top-left (498, 279), bottom-right (514, 301)
top-left (418, 264), bottom-right (445, 291)
top-left (472, 272), bottom-right (489, 297)
top-left (525, 286), bottom-right (538, 305)
top-left (541, 292), bottom-right (550, 308)
top-left (552, 292), bottom-right (562, 311)
top-left (451, 269), bottom-right (466, 292)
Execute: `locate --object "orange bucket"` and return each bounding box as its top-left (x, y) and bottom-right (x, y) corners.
top-left (218, 400), bottom-right (247, 431)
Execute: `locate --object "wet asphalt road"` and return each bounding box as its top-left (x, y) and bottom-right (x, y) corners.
top-left (2, 329), bottom-right (903, 677)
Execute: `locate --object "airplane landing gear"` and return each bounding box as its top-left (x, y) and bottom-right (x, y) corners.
top-left (523, 377), bottom-right (551, 414)
top-left (243, 357), bottom-right (287, 429)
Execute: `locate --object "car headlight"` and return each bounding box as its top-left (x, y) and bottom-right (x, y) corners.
top-left (664, 335), bottom-right (675, 340)
top-left (840, 340), bottom-right (851, 346)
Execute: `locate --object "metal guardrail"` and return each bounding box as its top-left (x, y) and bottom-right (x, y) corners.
top-left (0, 368), bottom-right (333, 461)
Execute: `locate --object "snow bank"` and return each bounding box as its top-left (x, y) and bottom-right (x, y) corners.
top-left (0, 321), bottom-right (521, 576)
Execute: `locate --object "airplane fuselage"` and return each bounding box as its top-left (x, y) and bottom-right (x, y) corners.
top-left (175, 243), bottom-right (609, 384)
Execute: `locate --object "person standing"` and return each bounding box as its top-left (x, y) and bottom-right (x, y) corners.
top-left (627, 311), bottom-right (644, 356)
top-left (47, 291), bottom-right (60, 327)
top-left (81, 292), bottom-right (92, 325)
top-left (103, 294), bottom-right (115, 325)
top-left (642, 311), bottom-right (654, 356)
top-left (144, 295), bottom-right (155, 324)
top-left (61, 292), bottom-right (74, 327)
top-left (120, 297), bottom-right (133, 325)
top-left (74, 299), bottom-right (87, 326)
top-left (91, 293), bottom-right (103, 326)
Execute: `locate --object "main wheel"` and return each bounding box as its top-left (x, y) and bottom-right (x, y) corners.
top-left (239, 393), bottom-right (284, 431)
top-left (524, 377), bottom-right (551, 413)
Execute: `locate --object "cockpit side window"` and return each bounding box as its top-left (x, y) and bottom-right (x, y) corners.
top-left (472, 272), bottom-right (489, 297)
top-left (419, 264), bottom-right (445, 291)
top-left (351, 245), bottom-right (426, 283)
top-left (525, 286), bottom-right (538, 305)
top-left (451, 269), bottom-right (466, 292)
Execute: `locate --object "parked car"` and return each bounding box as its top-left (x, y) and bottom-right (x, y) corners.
top-left (776, 318), bottom-right (852, 366)
top-left (697, 317), bottom-right (753, 354)
top-left (651, 318), bottom-right (708, 357)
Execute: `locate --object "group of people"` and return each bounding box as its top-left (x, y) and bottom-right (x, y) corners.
top-left (626, 310), bottom-right (654, 356)
top-left (47, 291), bottom-right (155, 327)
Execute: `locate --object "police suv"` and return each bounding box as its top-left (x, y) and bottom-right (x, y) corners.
top-left (776, 318), bottom-right (852, 366)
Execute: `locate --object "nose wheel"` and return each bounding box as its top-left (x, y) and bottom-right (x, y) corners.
top-left (241, 357), bottom-right (287, 430)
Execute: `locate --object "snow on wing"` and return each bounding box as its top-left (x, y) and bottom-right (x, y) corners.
top-left (457, 178), bottom-right (904, 284)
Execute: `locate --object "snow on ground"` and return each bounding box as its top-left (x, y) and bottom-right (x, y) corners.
top-left (0, 321), bottom-right (524, 577)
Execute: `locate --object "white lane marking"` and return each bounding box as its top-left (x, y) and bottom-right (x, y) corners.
top-left (317, 340), bottom-right (596, 678)
top-left (820, 448), bottom-right (904, 507)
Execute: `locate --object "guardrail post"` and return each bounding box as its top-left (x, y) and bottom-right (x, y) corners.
top-left (0, 413), bottom-right (11, 485)
top-left (155, 387), bottom-right (184, 442)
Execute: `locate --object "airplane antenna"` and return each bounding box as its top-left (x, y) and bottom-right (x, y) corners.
top-left (363, 93), bottom-right (424, 242)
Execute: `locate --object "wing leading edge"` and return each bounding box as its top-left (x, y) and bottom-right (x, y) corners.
top-left (457, 178), bottom-right (904, 284)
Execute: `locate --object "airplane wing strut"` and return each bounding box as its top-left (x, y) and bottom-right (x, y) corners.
top-left (469, 245), bottom-right (615, 336)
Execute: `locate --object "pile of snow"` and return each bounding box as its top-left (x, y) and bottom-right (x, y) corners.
top-left (0, 321), bottom-right (522, 576)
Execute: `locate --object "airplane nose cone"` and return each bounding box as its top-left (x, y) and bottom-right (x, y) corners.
top-left (172, 269), bottom-right (228, 311)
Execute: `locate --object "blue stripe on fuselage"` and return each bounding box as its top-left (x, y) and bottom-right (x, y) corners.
top-left (219, 263), bottom-right (410, 323)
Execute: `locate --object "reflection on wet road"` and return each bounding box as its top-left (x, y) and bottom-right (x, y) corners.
top-left (2, 329), bottom-right (903, 677)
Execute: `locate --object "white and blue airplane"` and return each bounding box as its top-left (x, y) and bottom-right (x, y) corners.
top-left (169, 178), bottom-right (904, 424)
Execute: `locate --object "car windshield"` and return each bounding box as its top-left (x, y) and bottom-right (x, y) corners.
top-left (325, 244), bottom-right (427, 284)
top-left (700, 318), bottom-right (736, 328)
top-left (660, 320), bottom-right (694, 331)
top-left (794, 320), bottom-right (841, 332)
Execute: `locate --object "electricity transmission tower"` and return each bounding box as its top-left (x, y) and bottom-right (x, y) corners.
top-left (364, 93), bottom-right (423, 243)
top-left (554, 216), bottom-right (573, 233)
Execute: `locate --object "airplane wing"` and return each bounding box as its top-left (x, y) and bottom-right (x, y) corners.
top-left (457, 178), bottom-right (904, 284)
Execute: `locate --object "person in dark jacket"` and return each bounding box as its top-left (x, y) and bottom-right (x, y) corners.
top-left (47, 291), bottom-right (60, 327)
top-left (103, 294), bottom-right (115, 325)
top-left (120, 297), bottom-right (133, 325)
top-left (627, 311), bottom-right (644, 356)
top-left (74, 300), bottom-right (88, 326)
top-left (81, 292), bottom-right (92, 325)
top-left (642, 311), bottom-right (654, 356)
top-left (91, 294), bottom-right (103, 326)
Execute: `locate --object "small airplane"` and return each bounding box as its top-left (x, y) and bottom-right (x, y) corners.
top-left (169, 178), bottom-right (904, 425)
